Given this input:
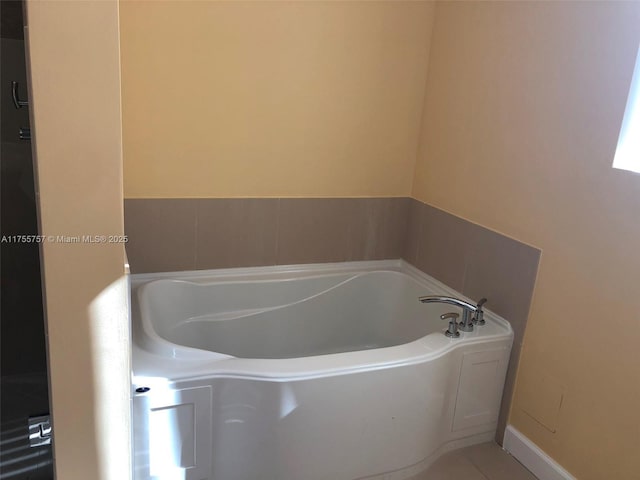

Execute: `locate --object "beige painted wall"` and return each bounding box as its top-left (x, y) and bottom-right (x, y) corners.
top-left (26, 1), bottom-right (131, 479)
top-left (120, 0), bottom-right (434, 198)
top-left (412, 2), bottom-right (640, 478)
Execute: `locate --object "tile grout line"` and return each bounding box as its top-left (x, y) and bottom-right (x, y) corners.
top-left (274, 198), bottom-right (281, 265)
top-left (346, 198), bottom-right (358, 262)
top-left (413, 200), bottom-right (423, 266)
top-left (193, 199), bottom-right (199, 269)
top-left (462, 447), bottom-right (497, 480)
top-left (459, 211), bottom-right (475, 295)
top-left (465, 443), bottom-right (538, 480)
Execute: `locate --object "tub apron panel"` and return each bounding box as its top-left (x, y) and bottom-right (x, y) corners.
top-left (130, 262), bottom-right (514, 480)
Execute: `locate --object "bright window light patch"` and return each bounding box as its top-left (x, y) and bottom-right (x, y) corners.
top-left (613, 43), bottom-right (640, 173)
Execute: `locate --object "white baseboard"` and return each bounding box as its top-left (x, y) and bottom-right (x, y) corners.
top-left (503, 425), bottom-right (575, 480)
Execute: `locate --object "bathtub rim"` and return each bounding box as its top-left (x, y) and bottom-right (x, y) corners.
top-left (130, 260), bottom-right (513, 383)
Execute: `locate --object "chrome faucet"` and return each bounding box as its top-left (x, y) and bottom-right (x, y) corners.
top-left (472, 298), bottom-right (488, 326)
top-left (419, 295), bottom-right (478, 332)
top-left (440, 312), bottom-right (460, 338)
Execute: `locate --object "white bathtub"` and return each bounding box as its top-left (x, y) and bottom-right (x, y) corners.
top-left (131, 260), bottom-right (513, 480)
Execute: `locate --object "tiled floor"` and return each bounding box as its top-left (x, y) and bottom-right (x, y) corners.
top-left (1, 374), bottom-right (53, 479)
top-left (0, 417), bottom-right (53, 479)
top-left (409, 442), bottom-right (538, 480)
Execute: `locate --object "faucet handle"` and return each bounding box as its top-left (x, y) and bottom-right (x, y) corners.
top-left (473, 298), bottom-right (487, 325)
top-left (440, 312), bottom-right (460, 338)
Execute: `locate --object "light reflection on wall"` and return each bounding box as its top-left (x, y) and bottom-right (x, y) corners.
top-left (614, 42), bottom-right (640, 173)
top-left (88, 275), bottom-right (131, 480)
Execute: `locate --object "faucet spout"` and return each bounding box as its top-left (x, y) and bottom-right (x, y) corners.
top-left (418, 295), bottom-right (477, 332)
top-left (418, 295), bottom-right (477, 312)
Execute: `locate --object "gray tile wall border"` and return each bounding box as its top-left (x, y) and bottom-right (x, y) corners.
top-left (124, 199), bottom-right (198, 273)
top-left (124, 197), bottom-right (410, 273)
top-left (124, 197), bottom-right (540, 444)
top-left (403, 198), bottom-right (541, 444)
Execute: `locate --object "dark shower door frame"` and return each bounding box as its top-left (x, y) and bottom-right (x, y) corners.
top-left (1, 1), bottom-right (53, 479)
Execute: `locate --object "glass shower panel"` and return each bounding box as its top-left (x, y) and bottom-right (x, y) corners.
top-left (1, 1), bottom-right (53, 478)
